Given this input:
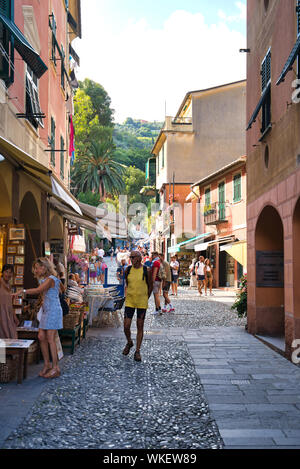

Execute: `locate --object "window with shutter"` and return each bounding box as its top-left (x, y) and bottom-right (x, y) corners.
top-left (0, 0), bottom-right (11, 18)
top-left (261, 49), bottom-right (271, 134)
top-left (218, 182), bottom-right (226, 220)
top-left (60, 136), bottom-right (64, 179)
top-left (205, 188), bottom-right (210, 207)
top-left (50, 13), bottom-right (57, 66)
top-left (0, 0), bottom-right (12, 83)
top-left (61, 44), bottom-right (65, 89)
top-left (233, 174), bottom-right (241, 203)
top-left (50, 117), bottom-right (56, 167)
top-left (25, 66), bottom-right (43, 129)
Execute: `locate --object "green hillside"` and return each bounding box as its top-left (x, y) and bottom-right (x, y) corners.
top-left (113, 118), bottom-right (163, 172)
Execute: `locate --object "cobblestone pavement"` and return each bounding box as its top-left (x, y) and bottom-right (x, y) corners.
top-left (3, 336), bottom-right (223, 449)
top-left (2, 257), bottom-right (300, 449)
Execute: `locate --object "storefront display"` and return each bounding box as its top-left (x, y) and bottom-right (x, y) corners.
top-left (4, 224), bottom-right (26, 316)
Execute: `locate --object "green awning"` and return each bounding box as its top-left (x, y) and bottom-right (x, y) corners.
top-left (0, 13), bottom-right (48, 78)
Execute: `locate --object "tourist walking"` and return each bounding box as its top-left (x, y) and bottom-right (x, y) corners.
top-left (196, 255), bottom-right (206, 296)
top-left (189, 258), bottom-right (198, 289)
top-left (89, 256), bottom-right (97, 284)
top-left (16, 258), bottom-right (63, 379)
top-left (117, 258), bottom-right (127, 284)
top-left (204, 258), bottom-right (214, 296)
top-left (170, 256), bottom-right (179, 296)
top-left (150, 251), bottom-right (162, 315)
top-left (158, 253), bottom-right (174, 313)
top-left (122, 250), bottom-right (152, 362)
top-left (0, 264), bottom-right (19, 339)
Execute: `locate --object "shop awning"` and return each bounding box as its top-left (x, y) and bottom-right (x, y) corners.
top-left (0, 135), bottom-right (82, 215)
top-left (168, 232), bottom-right (212, 254)
top-left (220, 240), bottom-right (247, 268)
top-left (0, 13), bottom-right (47, 79)
top-left (194, 242), bottom-right (209, 252)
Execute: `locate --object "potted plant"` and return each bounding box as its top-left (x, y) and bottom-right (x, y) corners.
top-left (231, 274), bottom-right (247, 317)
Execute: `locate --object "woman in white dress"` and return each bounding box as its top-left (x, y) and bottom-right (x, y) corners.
top-left (189, 258), bottom-right (198, 289)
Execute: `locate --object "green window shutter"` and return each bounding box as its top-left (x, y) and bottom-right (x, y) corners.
top-left (51, 14), bottom-right (57, 65)
top-left (0, 0), bottom-right (11, 18)
top-left (233, 174), bottom-right (241, 202)
top-left (61, 44), bottom-right (65, 89)
top-left (205, 188), bottom-right (210, 207)
top-left (50, 117), bottom-right (56, 166)
top-left (218, 182), bottom-right (225, 220)
top-left (261, 49), bottom-right (271, 91)
top-left (60, 136), bottom-right (64, 179)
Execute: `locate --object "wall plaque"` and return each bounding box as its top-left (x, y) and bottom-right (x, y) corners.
top-left (256, 250), bottom-right (284, 287)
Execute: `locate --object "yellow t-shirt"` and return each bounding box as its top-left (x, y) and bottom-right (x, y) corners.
top-left (125, 266), bottom-right (148, 309)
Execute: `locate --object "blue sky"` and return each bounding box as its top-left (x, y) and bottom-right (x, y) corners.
top-left (74, 1), bottom-right (246, 123)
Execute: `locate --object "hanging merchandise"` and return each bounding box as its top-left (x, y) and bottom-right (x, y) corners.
top-left (5, 224), bottom-right (26, 317)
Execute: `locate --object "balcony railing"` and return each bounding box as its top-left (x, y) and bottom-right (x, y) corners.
top-left (204, 202), bottom-right (228, 225)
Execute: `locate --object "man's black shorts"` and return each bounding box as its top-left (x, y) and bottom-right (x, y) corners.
top-left (124, 306), bottom-right (147, 319)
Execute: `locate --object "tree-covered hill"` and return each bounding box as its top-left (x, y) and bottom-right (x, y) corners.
top-left (113, 118), bottom-right (163, 172)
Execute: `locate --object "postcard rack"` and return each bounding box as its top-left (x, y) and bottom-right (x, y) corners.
top-left (6, 224), bottom-right (26, 317)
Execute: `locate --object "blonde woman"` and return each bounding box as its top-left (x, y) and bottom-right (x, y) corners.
top-left (14, 258), bottom-right (64, 379)
top-left (204, 258), bottom-right (214, 296)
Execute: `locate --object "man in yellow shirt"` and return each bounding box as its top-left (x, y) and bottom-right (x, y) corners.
top-left (123, 250), bottom-right (152, 362)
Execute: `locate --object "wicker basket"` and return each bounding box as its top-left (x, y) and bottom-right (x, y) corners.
top-left (27, 341), bottom-right (39, 365)
top-left (0, 356), bottom-right (17, 383)
top-left (63, 309), bottom-right (81, 329)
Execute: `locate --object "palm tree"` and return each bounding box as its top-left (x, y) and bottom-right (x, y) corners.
top-left (71, 139), bottom-right (125, 199)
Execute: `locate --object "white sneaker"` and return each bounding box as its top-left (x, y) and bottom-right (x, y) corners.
top-left (168, 306), bottom-right (175, 312)
top-left (151, 310), bottom-right (158, 315)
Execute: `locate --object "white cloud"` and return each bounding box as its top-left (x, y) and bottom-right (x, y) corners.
top-left (75, 8), bottom-right (246, 123)
top-left (218, 1), bottom-right (246, 23)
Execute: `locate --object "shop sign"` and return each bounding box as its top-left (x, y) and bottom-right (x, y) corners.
top-left (256, 250), bottom-right (284, 287)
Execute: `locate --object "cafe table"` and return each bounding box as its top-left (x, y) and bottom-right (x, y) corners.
top-left (0, 339), bottom-right (34, 384)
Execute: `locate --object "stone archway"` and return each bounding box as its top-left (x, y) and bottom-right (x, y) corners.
top-left (293, 198), bottom-right (300, 339)
top-left (19, 191), bottom-right (41, 288)
top-left (255, 205), bottom-right (284, 337)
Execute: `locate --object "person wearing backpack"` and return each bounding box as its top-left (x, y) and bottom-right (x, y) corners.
top-left (158, 253), bottom-right (175, 313)
top-left (122, 250), bottom-right (152, 362)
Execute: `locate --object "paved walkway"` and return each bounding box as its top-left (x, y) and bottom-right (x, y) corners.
top-left (86, 325), bottom-right (300, 449)
top-left (1, 324), bottom-right (300, 449)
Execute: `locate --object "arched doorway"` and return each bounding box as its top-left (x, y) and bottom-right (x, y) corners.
top-left (255, 205), bottom-right (284, 337)
top-left (19, 191), bottom-right (41, 288)
top-left (293, 198), bottom-right (300, 336)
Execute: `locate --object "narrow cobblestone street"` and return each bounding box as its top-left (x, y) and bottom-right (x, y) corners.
top-left (1, 259), bottom-right (300, 450)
